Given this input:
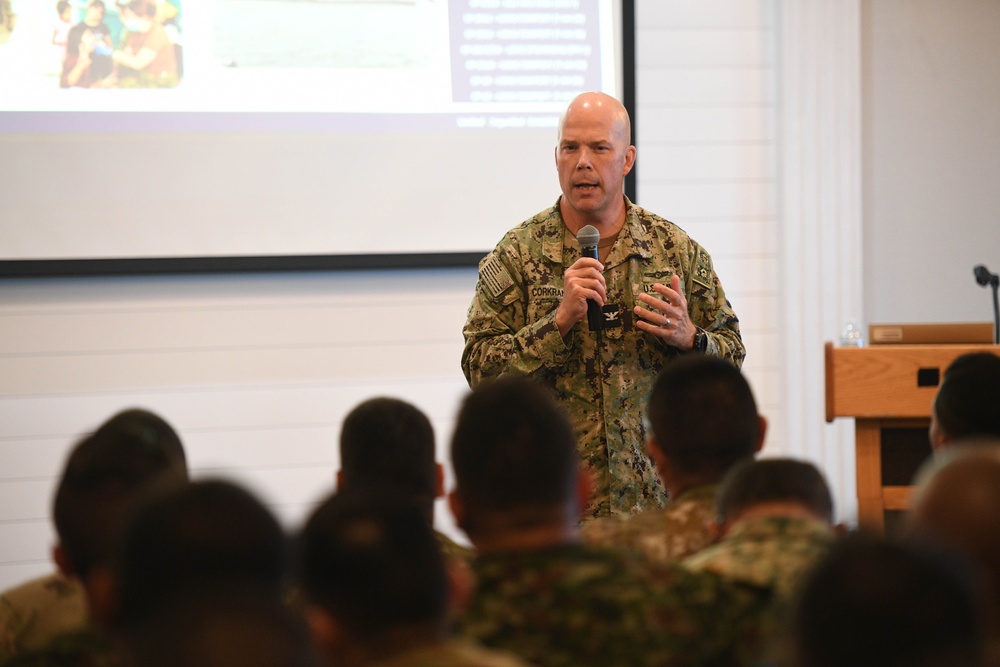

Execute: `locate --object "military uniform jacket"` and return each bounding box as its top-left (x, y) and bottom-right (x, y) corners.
top-left (462, 198), bottom-right (745, 517)
top-left (457, 543), bottom-right (771, 667)
top-left (580, 484), bottom-right (719, 562)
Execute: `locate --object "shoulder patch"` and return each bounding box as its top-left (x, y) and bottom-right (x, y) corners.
top-left (481, 253), bottom-right (514, 300)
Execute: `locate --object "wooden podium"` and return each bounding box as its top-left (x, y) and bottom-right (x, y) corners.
top-left (824, 342), bottom-right (1000, 532)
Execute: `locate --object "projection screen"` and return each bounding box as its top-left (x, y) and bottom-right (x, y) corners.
top-left (0, 0), bottom-right (634, 275)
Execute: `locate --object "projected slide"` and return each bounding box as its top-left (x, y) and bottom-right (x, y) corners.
top-left (0, 0), bottom-right (625, 268)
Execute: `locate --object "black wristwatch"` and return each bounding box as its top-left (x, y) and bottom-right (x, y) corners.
top-left (693, 330), bottom-right (709, 353)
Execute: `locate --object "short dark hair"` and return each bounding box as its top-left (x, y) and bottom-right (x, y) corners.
top-left (646, 356), bottom-right (759, 475)
top-left (113, 479), bottom-right (288, 629)
top-left (339, 397), bottom-right (436, 504)
top-left (450, 377), bottom-right (578, 518)
top-left (934, 352), bottom-right (1000, 440)
top-left (297, 490), bottom-right (447, 641)
top-left (790, 535), bottom-right (986, 667)
top-left (57, 1), bottom-right (70, 14)
top-left (53, 408), bottom-right (188, 578)
top-left (716, 458), bottom-right (834, 523)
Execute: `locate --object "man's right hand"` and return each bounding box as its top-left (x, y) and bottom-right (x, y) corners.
top-left (556, 257), bottom-right (606, 338)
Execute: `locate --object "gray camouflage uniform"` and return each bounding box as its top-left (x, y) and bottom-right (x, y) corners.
top-left (462, 197), bottom-right (745, 517)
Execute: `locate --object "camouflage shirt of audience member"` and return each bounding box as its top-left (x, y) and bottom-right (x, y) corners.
top-left (0, 628), bottom-right (122, 667)
top-left (580, 484), bottom-right (719, 563)
top-left (371, 639), bottom-right (537, 667)
top-left (683, 516), bottom-right (837, 600)
top-left (462, 198), bottom-right (745, 518)
top-left (457, 543), bottom-right (772, 667)
top-left (0, 573), bottom-right (87, 664)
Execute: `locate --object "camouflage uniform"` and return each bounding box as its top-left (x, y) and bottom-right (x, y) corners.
top-left (0, 628), bottom-right (121, 667)
top-left (371, 639), bottom-right (536, 667)
top-left (0, 573), bottom-right (87, 664)
top-left (579, 484), bottom-right (719, 562)
top-left (462, 198), bottom-right (744, 518)
top-left (456, 543), bottom-right (772, 667)
top-left (682, 516), bottom-right (836, 600)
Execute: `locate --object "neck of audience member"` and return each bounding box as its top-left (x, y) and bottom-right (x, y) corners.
top-left (463, 506), bottom-right (579, 555)
top-left (663, 467), bottom-right (726, 500)
top-left (327, 621), bottom-right (449, 667)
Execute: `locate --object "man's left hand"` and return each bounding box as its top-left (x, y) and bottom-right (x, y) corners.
top-left (633, 274), bottom-right (697, 350)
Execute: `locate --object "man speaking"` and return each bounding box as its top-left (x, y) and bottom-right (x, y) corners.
top-left (461, 92), bottom-right (745, 518)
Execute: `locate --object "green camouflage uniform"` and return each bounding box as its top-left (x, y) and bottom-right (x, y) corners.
top-left (456, 543), bottom-right (772, 667)
top-left (579, 484), bottom-right (719, 562)
top-left (371, 639), bottom-right (536, 667)
top-left (462, 198), bottom-right (744, 518)
top-left (0, 573), bottom-right (87, 664)
top-left (683, 516), bottom-right (836, 600)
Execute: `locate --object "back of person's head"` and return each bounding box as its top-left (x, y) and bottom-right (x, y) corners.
top-left (338, 397), bottom-right (437, 506)
top-left (450, 377), bottom-right (578, 531)
top-left (646, 355), bottom-right (762, 476)
top-left (123, 586), bottom-right (317, 667)
top-left (786, 534), bottom-right (986, 667)
top-left (113, 478), bottom-right (288, 630)
top-left (296, 489), bottom-right (448, 646)
top-left (716, 458), bottom-right (834, 524)
top-left (908, 445), bottom-right (1000, 618)
top-left (52, 408), bottom-right (188, 580)
top-left (931, 352), bottom-right (1000, 446)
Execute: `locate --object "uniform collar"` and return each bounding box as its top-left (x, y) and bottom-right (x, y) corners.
top-left (546, 196), bottom-right (654, 266)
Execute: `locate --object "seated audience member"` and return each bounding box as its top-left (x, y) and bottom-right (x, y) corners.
top-left (0, 408), bottom-right (186, 665)
top-left (683, 458), bottom-right (839, 600)
top-left (929, 351), bottom-right (1000, 450)
top-left (110, 479), bottom-right (309, 667)
top-left (296, 489), bottom-right (532, 667)
top-left (337, 396), bottom-right (469, 561)
top-left (450, 377), bottom-right (773, 667)
top-left (782, 534), bottom-right (990, 667)
top-left (907, 445), bottom-right (1000, 631)
top-left (111, 0), bottom-right (178, 87)
top-left (581, 355), bottom-right (765, 562)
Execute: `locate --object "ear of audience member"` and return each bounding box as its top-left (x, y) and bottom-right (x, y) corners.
top-left (581, 355), bottom-right (765, 562)
top-left (449, 377), bottom-right (775, 667)
top-left (907, 444), bottom-right (1000, 632)
top-left (929, 351), bottom-right (1000, 449)
top-left (783, 534), bottom-right (989, 667)
top-left (296, 488), bottom-right (531, 667)
top-left (683, 458), bottom-right (839, 600)
top-left (110, 478), bottom-right (289, 634)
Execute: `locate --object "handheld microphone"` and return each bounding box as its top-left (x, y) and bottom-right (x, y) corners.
top-left (576, 225), bottom-right (603, 332)
top-left (974, 264), bottom-right (1000, 344)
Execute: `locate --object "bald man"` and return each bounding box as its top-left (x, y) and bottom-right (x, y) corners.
top-left (908, 441), bottom-right (1000, 620)
top-left (462, 92), bottom-right (744, 518)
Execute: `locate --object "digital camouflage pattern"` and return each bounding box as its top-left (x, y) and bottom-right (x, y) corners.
top-left (371, 639), bottom-right (536, 667)
top-left (682, 516), bottom-right (837, 600)
top-left (579, 484), bottom-right (719, 562)
top-left (456, 543), bottom-right (772, 667)
top-left (462, 198), bottom-right (744, 518)
top-left (0, 573), bottom-right (87, 664)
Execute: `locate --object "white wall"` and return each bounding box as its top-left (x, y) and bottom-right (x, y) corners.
top-left (862, 0), bottom-right (1000, 325)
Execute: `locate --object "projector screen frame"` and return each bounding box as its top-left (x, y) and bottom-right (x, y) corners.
top-left (1, 0), bottom-right (636, 279)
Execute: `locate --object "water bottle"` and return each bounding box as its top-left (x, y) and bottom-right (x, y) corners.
top-left (840, 320), bottom-right (864, 347)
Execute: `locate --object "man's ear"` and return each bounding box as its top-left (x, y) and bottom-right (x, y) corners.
top-left (434, 463), bottom-right (446, 500)
top-left (335, 469), bottom-right (345, 490)
top-left (754, 415), bottom-right (768, 453)
top-left (305, 604), bottom-right (343, 655)
top-left (52, 544), bottom-right (75, 578)
top-left (448, 491), bottom-right (466, 531)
